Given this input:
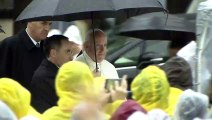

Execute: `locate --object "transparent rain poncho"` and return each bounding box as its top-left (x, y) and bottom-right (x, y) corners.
top-left (174, 89), bottom-right (209, 120)
top-left (148, 109), bottom-right (171, 120)
top-left (0, 101), bottom-right (17, 120)
top-left (196, 0), bottom-right (212, 93)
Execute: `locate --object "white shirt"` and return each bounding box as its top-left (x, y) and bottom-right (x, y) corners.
top-left (26, 28), bottom-right (40, 46)
top-left (75, 51), bottom-right (119, 79)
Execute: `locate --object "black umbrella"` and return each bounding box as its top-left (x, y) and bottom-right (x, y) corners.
top-left (118, 12), bottom-right (196, 40)
top-left (0, 25), bottom-right (5, 33)
top-left (16, 0), bottom-right (166, 22)
top-left (16, 0), bottom-right (167, 72)
top-left (176, 13), bottom-right (196, 23)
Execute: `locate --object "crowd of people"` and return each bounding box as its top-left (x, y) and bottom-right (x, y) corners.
top-left (0, 20), bottom-right (211, 120)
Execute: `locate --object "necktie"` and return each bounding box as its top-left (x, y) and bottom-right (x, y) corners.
top-left (36, 42), bottom-right (40, 48)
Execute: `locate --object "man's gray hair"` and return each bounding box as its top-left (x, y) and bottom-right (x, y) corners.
top-left (84, 28), bottom-right (107, 44)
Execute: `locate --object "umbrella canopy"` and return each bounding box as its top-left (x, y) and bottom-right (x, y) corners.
top-left (16, 0), bottom-right (166, 22)
top-left (176, 13), bottom-right (196, 22)
top-left (118, 12), bottom-right (196, 40)
top-left (0, 25), bottom-right (5, 33)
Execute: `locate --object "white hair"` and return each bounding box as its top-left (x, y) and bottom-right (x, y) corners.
top-left (84, 28), bottom-right (107, 44)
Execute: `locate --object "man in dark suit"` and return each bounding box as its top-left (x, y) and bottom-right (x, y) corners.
top-left (0, 21), bottom-right (52, 90)
top-left (30, 35), bottom-right (78, 113)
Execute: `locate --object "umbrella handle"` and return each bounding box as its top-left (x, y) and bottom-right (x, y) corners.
top-left (91, 13), bottom-right (99, 72)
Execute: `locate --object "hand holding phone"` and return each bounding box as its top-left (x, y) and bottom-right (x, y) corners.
top-left (104, 75), bottom-right (128, 102)
top-left (104, 78), bottom-right (122, 91)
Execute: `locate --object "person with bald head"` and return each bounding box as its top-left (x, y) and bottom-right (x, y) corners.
top-left (0, 21), bottom-right (52, 90)
top-left (76, 28), bottom-right (119, 79)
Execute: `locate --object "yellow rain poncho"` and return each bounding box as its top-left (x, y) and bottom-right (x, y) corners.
top-left (93, 77), bottom-right (106, 95)
top-left (0, 78), bottom-right (41, 119)
top-left (131, 66), bottom-right (170, 113)
top-left (104, 100), bottom-right (125, 117)
top-left (167, 87), bottom-right (183, 117)
top-left (43, 61), bottom-right (96, 120)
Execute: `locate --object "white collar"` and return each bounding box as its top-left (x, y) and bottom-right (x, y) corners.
top-left (25, 28), bottom-right (40, 46)
top-left (83, 51), bottom-right (101, 71)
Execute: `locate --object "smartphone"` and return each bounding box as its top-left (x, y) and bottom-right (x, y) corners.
top-left (104, 78), bottom-right (122, 90)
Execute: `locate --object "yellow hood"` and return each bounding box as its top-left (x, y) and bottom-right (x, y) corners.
top-left (131, 66), bottom-right (170, 111)
top-left (0, 78), bottom-right (31, 118)
top-left (56, 61), bottom-right (95, 111)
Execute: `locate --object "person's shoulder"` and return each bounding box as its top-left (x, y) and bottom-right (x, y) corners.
top-left (42, 106), bottom-right (58, 117)
top-left (35, 63), bottom-right (49, 73)
top-left (31, 70), bottom-right (47, 87)
top-left (32, 60), bottom-right (57, 81)
top-left (0, 31), bottom-right (24, 48)
top-left (103, 60), bottom-right (116, 68)
top-left (32, 65), bottom-right (47, 80)
top-left (1, 34), bottom-right (19, 46)
top-left (103, 59), bottom-right (113, 65)
top-left (170, 87), bottom-right (183, 95)
top-left (43, 106), bottom-right (71, 120)
top-left (75, 54), bottom-right (85, 62)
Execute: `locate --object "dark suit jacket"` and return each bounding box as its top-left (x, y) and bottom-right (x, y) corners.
top-left (0, 30), bottom-right (44, 90)
top-left (30, 59), bottom-right (59, 113)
